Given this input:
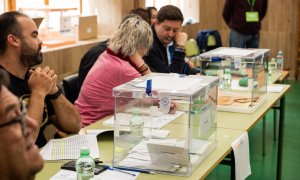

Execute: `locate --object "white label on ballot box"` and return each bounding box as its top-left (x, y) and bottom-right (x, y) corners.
top-left (234, 56), bottom-right (242, 69)
top-left (198, 104), bottom-right (211, 137)
top-left (158, 92), bottom-right (171, 113)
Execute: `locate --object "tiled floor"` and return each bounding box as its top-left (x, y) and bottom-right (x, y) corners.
top-left (206, 81), bottom-right (300, 180)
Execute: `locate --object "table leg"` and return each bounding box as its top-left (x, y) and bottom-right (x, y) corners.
top-left (262, 116), bottom-right (266, 156)
top-left (276, 95), bottom-right (285, 180)
top-left (230, 151), bottom-right (235, 180)
top-left (219, 151), bottom-right (235, 180)
top-left (274, 108), bottom-right (277, 141)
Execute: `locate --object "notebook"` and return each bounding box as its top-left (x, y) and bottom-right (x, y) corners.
top-left (78, 15), bottom-right (98, 40)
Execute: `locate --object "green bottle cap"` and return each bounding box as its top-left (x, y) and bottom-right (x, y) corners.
top-left (225, 68), bottom-right (231, 74)
top-left (132, 108), bottom-right (140, 115)
top-left (80, 147), bottom-right (90, 156)
top-left (194, 96), bottom-right (205, 104)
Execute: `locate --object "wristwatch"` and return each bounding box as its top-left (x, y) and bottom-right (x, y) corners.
top-left (175, 43), bottom-right (185, 51)
top-left (47, 85), bottom-right (62, 100)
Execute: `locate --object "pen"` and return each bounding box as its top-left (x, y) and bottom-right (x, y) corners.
top-left (146, 79), bottom-right (152, 96)
top-left (102, 165), bottom-right (136, 176)
top-left (114, 166), bottom-right (155, 174)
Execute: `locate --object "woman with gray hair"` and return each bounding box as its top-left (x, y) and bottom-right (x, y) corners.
top-left (75, 15), bottom-right (153, 127)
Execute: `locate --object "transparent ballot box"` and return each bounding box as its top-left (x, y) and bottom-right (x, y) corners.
top-left (112, 73), bottom-right (219, 176)
top-left (199, 47), bottom-right (269, 113)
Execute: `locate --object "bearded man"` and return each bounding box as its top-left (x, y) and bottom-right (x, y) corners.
top-left (0, 11), bottom-right (81, 147)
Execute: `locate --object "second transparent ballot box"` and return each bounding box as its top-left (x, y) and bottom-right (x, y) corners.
top-left (112, 73), bottom-right (219, 176)
top-left (199, 47), bottom-right (269, 113)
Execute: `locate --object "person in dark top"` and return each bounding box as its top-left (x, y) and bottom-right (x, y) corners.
top-left (78, 8), bottom-right (151, 88)
top-left (146, 6), bottom-right (157, 25)
top-left (223, 0), bottom-right (268, 48)
top-left (0, 11), bottom-right (81, 147)
top-left (129, 7), bottom-right (150, 25)
top-left (78, 40), bottom-right (108, 88)
top-left (143, 5), bottom-right (200, 74)
top-left (0, 67), bottom-right (55, 146)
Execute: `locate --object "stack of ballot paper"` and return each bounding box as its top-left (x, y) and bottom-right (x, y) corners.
top-left (40, 135), bottom-right (99, 160)
top-left (116, 138), bottom-right (211, 173)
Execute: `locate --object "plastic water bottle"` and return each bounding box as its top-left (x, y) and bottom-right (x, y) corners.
top-left (129, 109), bottom-right (144, 143)
top-left (268, 69), bottom-right (273, 84)
top-left (276, 50), bottom-right (284, 72)
top-left (76, 147), bottom-right (95, 180)
top-left (269, 58), bottom-right (277, 73)
top-left (223, 69), bottom-right (232, 90)
top-left (240, 62), bottom-right (247, 76)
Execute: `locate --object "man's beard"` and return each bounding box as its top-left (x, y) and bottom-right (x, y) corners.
top-left (20, 42), bottom-right (43, 67)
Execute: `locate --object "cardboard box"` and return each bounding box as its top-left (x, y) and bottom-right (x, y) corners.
top-left (78, 15), bottom-right (98, 40)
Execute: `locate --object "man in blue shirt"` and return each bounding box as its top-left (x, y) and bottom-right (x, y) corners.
top-left (144, 5), bottom-right (191, 74)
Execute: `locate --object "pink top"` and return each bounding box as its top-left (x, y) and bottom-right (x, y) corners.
top-left (75, 50), bottom-right (141, 127)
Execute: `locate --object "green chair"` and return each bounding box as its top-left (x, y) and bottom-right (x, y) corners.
top-left (185, 39), bottom-right (201, 67)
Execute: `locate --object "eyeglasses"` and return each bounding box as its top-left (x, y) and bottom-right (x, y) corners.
top-left (0, 99), bottom-right (28, 136)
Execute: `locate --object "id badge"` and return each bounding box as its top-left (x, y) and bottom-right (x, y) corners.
top-left (246, 11), bottom-right (259, 22)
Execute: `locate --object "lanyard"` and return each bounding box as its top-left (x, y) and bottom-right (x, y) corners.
top-left (247, 0), bottom-right (256, 11)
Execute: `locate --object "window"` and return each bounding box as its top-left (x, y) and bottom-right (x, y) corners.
top-left (0, 0), bottom-right (6, 13)
top-left (145, 0), bottom-right (199, 25)
top-left (16, 0), bottom-right (80, 31)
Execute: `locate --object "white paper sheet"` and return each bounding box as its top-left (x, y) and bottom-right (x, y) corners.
top-left (120, 139), bottom-right (182, 169)
top-left (135, 76), bottom-right (202, 91)
top-left (267, 85), bottom-right (284, 93)
top-left (50, 169), bottom-right (139, 180)
top-left (212, 48), bottom-right (257, 57)
top-left (40, 135), bottom-right (99, 160)
top-left (50, 169), bottom-right (76, 180)
top-left (97, 169), bottom-right (139, 180)
top-left (147, 142), bottom-right (188, 165)
top-left (231, 132), bottom-right (251, 180)
top-left (117, 138), bottom-right (210, 172)
top-left (190, 139), bottom-right (211, 154)
top-left (103, 111), bottom-right (185, 129)
top-left (143, 129), bottom-right (169, 139)
top-left (86, 129), bottom-right (114, 136)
